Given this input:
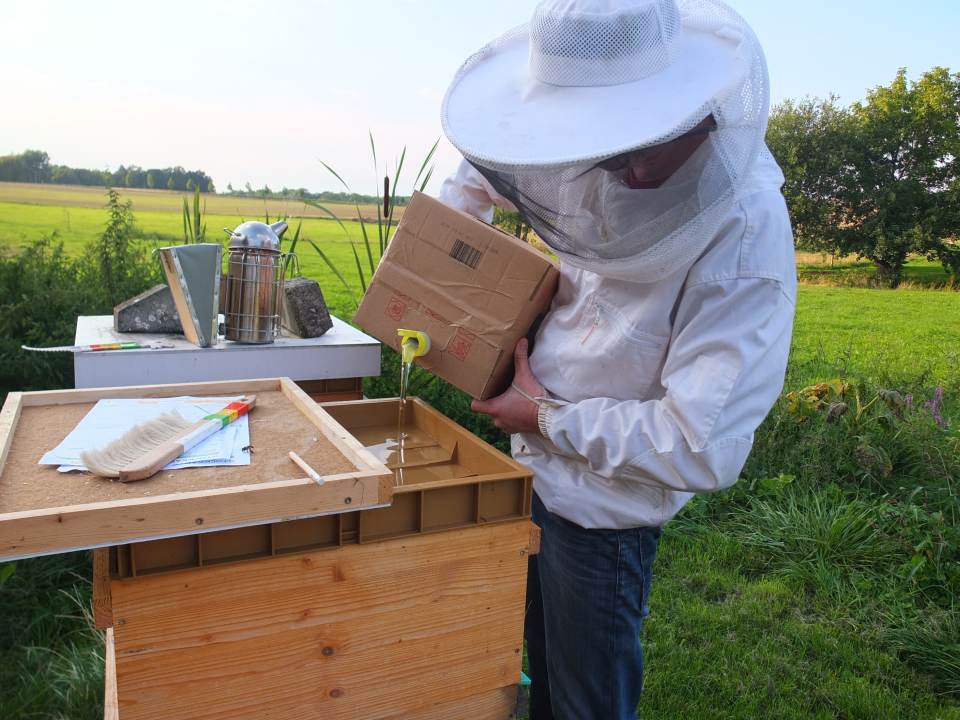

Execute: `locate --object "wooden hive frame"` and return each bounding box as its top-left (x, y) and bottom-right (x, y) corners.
top-left (0, 377), bottom-right (393, 561)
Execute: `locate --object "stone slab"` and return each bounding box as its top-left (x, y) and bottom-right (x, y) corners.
top-left (113, 284), bottom-right (182, 334)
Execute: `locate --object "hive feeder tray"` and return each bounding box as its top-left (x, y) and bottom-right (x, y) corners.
top-left (106, 396), bottom-right (534, 577)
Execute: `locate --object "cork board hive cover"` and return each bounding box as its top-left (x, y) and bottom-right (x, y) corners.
top-left (0, 377), bottom-right (393, 560)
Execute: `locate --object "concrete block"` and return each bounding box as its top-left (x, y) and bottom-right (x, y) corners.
top-left (282, 277), bottom-right (333, 338)
top-left (113, 284), bottom-right (183, 334)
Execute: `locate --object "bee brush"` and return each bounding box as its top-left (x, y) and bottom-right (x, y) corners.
top-left (81, 396), bottom-right (256, 482)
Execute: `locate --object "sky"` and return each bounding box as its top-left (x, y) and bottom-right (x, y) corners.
top-left (1, 0), bottom-right (958, 194)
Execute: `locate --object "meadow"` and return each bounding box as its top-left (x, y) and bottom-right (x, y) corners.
top-left (1, 184), bottom-right (958, 719)
top-left (0, 181), bottom-right (396, 223)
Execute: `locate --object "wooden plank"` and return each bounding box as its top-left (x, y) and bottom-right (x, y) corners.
top-left (527, 523), bottom-right (542, 556)
top-left (295, 378), bottom-right (363, 404)
top-left (19, 377), bottom-right (283, 407)
top-left (104, 628), bottom-right (119, 720)
top-left (391, 685), bottom-right (518, 720)
top-left (0, 473), bottom-right (387, 561)
top-left (93, 548), bottom-right (113, 629)
top-left (306, 391), bottom-right (363, 403)
top-left (110, 521), bottom-right (531, 720)
top-left (280, 378), bottom-right (385, 473)
top-left (0, 392), bottom-right (23, 478)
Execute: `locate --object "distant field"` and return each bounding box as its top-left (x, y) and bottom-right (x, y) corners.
top-left (0, 192), bottom-right (390, 316)
top-left (796, 250), bottom-right (953, 288)
top-left (0, 181), bottom-right (400, 222)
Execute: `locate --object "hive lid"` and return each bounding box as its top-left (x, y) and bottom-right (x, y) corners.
top-left (0, 377), bottom-right (393, 561)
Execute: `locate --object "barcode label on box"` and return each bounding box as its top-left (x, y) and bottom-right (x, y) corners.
top-left (449, 239), bottom-right (482, 269)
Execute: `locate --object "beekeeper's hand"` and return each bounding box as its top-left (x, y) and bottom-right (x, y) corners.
top-left (471, 338), bottom-right (544, 435)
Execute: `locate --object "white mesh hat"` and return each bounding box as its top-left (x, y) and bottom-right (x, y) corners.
top-left (441, 0), bottom-right (771, 281)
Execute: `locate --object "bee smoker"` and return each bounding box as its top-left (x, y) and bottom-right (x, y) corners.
top-left (222, 221), bottom-right (292, 343)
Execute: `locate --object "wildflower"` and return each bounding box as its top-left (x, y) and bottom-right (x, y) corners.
top-left (924, 386), bottom-right (945, 426)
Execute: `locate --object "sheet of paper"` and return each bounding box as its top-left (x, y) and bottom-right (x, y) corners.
top-left (40, 396), bottom-right (252, 472)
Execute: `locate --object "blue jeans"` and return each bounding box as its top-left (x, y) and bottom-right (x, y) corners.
top-left (526, 492), bottom-right (662, 720)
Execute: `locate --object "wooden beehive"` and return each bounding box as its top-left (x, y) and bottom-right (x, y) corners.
top-left (0, 383), bottom-right (535, 719)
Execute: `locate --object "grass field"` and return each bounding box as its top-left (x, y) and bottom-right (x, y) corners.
top-left (0, 181), bottom-right (397, 223)
top-left (1, 184), bottom-right (959, 719)
top-left (0, 197), bottom-right (384, 316)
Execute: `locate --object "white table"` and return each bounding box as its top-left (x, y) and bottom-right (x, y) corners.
top-left (73, 315), bottom-right (381, 393)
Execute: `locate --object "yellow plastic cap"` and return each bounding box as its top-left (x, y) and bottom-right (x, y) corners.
top-left (397, 329), bottom-right (431, 363)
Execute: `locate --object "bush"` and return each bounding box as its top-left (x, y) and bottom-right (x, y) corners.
top-left (0, 190), bottom-right (161, 400)
top-left (79, 188), bottom-right (160, 309)
top-left (0, 234), bottom-right (97, 396)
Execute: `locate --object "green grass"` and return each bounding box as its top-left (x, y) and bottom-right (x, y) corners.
top-left (0, 554), bottom-right (104, 719)
top-left (0, 199), bottom-right (376, 317)
top-left (2, 194), bottom-right (959, 719)
top-left (791, 285), bottom-right (960, 389)
top-left (640, 529), bottom-right (960, 720)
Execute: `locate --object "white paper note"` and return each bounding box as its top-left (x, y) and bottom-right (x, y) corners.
top-left (40, 396), bottom-right (252, 472)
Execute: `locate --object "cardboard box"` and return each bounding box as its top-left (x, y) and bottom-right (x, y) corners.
top-left (353, 192), bottom-right (559, 399)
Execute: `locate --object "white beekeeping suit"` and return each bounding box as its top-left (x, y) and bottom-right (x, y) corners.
top-left (437, 0), bottom-right (796, 529)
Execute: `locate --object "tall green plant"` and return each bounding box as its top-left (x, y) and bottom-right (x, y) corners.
top-left (313, 134), bottom-right (439, 295)
top-left (181, 185), bottom-right (206, 243)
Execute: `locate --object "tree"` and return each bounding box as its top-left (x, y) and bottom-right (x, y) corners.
top-left (146, 172), bottom-right (156, 189)
top-left (0, 150), bottom-right (51, 183)
top-left (167, 177), bottom-right (176, 190)
top-left (19, 150), bottom-right (51, 183)
top-left (767, 96), bottom-right (851, 253)
top-left (186, 179), bottom-right (194, 191)
top-left (768, 67), bottom-right (960, 287)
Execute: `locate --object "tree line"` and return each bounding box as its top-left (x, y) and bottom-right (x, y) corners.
top-left (222, 182), bottom-right (407, 207)
top-left (0, 150), bottom-right (215, 193)
top-left (767, 66), bottom-right (960, 287)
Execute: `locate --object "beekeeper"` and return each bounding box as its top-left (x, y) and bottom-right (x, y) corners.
top-left (437, 0), bottom-right (795, 717)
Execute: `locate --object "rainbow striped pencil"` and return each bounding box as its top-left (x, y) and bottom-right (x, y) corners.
top-left (21, 341), bottom-right (173, 353)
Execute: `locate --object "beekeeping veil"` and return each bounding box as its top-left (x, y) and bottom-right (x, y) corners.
top-left (441, 0), bottom-right (769, 282)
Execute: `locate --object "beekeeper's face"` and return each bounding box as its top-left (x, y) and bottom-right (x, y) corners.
top-left (597, 115), bottom-right (717, 189)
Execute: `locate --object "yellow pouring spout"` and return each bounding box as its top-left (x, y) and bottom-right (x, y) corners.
top-left (397, 329), bottom-right (431, 364)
